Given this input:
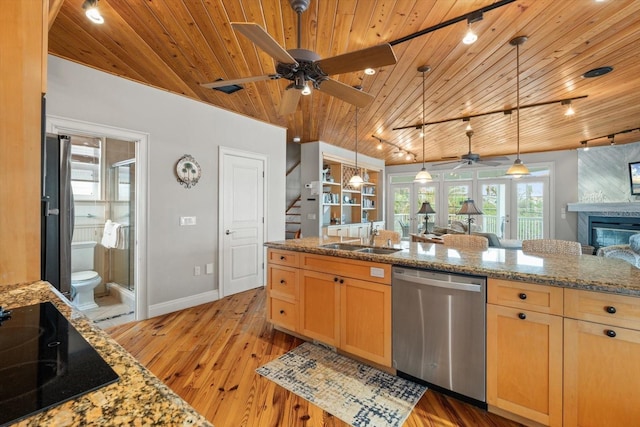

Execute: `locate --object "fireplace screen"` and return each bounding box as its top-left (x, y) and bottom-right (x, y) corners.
top-left (589, 216), bottom-right (640, 250)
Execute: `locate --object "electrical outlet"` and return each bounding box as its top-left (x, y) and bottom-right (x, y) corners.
top-left (194, 266), bottom-right (201, 276)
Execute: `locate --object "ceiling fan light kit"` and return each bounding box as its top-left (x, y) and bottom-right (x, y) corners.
top-left (506, 35), bottom-right (531, 178)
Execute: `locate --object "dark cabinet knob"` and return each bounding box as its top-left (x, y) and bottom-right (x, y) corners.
top-left (280, 256), bottom-right (286, 260)
top-left (605, 329), bottom-right (617, 338)
top-left (339, 279), bottom-right (344, 284)
top-left (279, 309), bottom-right (285, 315)
top-left (606, 306), bottom-right (617, 314)
top-left (519, 293), bottom-right (527, 300)
top-left (280, 279), bottom-right (285, 284)
top-left (518, 312), bottom-right (527, 320)
top-left (334, 277), bottom-right (339, 282)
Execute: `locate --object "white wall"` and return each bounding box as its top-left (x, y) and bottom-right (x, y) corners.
top-left (385, 150), bottom-right (579, 241)
top-left (47, 56), bottom-right (286, 312)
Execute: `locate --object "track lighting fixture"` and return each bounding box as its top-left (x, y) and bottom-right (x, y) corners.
top-left (562, 99), bottom-right (575, 116)
top-left (82, 0), bottom-right (104, 24)
top-left (415, 66), bottom-right (433, 183)
top-left (580, 141), bottom-right (589, 151)
top-left (506, 35), bottom-right (531, 178)
top-left (609, 135), bottom-right (616, 146)
top-left (462, 11), bottom-right (483, 45)
top-left (463, 118), bottom-right (472, 131)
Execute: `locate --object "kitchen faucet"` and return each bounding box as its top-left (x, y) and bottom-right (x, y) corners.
top-left (369, 226), bottom-right (379, 246)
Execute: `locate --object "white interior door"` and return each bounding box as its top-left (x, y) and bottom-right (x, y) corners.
top-left (220, 148), bottom-right (265, 297)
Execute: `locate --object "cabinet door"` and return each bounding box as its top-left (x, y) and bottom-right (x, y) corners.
top-left (340, 279), bottom-right (391, 367)
top-left (487, 304), bottom-right (563, 426)
top-left (349, 224), bottom-right (367, 238)
top-left (326, 226), bottom-right (349, 237)
top-left (564, 318), bottom-right (640, 427)
top-left (298, 269), bottom-right (340, 346)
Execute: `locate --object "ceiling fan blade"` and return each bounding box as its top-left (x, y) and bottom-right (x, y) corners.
top-left (316, 43), bottom-right (397, 76)
top-left (200, 74), bottom-right (279, 89)
top-left (434, 160), bottom-right (463, 167)
top-left (452, 162), bottom-right (467, 170)
top-left (477, 160), bottom-right (503, 166)
top-left (317, 78), bottom-right (374, 108)
top-left (279, 88), bottom-right (302, 116)
top-left (482, 155), bottom-right (510, 161)
top-left (231, 22), bottom-right (298, 65)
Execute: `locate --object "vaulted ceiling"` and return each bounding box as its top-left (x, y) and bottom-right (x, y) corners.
top-left (48, 0), bottom-right (640, 165)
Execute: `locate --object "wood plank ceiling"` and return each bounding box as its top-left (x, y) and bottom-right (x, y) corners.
top-left (48, 0), bottom-right (640, 166)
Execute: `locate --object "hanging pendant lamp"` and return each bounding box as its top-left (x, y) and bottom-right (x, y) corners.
top-left (506, 36), bottom-right (530, 178)
top-left (415, 65), bottom-right (433, 183)
top-left (348, 107), bottom-right (364, 187)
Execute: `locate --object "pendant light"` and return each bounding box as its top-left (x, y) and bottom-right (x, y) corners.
top-left (82, 0), bottom-right (105, 24)
top-left (506, 36), bottom-right (530, 178)
top-left (348, 107), bottom-right (364, 187)
top-left (415, 65), bottom-right (433, 183)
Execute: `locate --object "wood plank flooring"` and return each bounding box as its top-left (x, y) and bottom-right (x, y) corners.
top-left (107, 287), bottom-right (524, 427)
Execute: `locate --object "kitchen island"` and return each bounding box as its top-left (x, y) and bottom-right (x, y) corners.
top-left (266, 236), bottom-right (640, 295)
top-left (0, 281), bottom-right (212, 427)
top-left (265, 236), bottom-right (640, 427)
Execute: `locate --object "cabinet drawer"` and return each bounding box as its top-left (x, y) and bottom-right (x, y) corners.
top-left (268, 297), bottom-right (297, 331)
top-left (267, 249), bottom-right (300, 267)
top-left (565, 288), bottom-right (640, 330)
top-left (488, 278), bottom-right (563, 315)
top-left (268, 265), bottom-right (298, 299)
top-left (300, 253), bottom-right (391, 285)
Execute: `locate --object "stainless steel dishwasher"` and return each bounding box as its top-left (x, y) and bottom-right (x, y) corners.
top-left (392, 266), bottom-right (486, 406)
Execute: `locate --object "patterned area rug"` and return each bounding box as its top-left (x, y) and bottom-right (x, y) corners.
top-left (256, 342), bottom-right (427, 427)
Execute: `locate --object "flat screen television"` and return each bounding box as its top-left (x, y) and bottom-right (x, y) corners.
top-left (629, 161), bottom-right (640, 195)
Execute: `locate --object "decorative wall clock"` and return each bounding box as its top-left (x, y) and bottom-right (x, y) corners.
top-left (176, 154), bottom-right (201, 189)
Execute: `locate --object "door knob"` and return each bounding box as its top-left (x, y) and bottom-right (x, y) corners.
top-left (225, 229), bottom-right (234, 235)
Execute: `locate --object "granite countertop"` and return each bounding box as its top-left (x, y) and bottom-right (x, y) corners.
top-left (0, 281), bottom-right (212, 427)
top-left (266, 237), bottom-right (640, 297)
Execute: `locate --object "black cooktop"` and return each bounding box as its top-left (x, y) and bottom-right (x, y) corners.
top-left (0, 302), bottom-right (119, 426)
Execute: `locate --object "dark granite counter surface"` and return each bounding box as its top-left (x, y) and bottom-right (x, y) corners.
top-left (266, 237), bottom-right (640, 296)
top-left (0, 281), bottom-right (212, 427)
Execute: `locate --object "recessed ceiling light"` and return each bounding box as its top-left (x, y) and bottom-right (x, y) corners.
top-left (583, 66), bottom-right (613, 78)
top-left (364, 68), bottom-right (375, 75)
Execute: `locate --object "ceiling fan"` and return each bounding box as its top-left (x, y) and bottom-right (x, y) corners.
top-left (436, 129), bottom-right (509, 169)
top-left (200, 0), bottom-right (397, 116)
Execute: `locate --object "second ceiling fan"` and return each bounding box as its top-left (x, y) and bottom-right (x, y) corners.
top-left (201, 0), bottom-right (397, 116)
top-left (436, 129), bottom-right (509, 169)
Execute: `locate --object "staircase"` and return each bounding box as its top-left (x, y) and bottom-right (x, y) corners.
top-left (285, 159), bottom-right (302, 239)
top-left (285, 197), bottom-right (301, 239)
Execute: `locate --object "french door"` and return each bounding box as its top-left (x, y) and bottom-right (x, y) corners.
top-left (389, 181), bottom-right (439, 238)
top-left (479, 177), bottom-right (549, 240)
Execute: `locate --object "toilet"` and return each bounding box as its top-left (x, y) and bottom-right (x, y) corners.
top-left (71, 241), bottom-right (102, 310)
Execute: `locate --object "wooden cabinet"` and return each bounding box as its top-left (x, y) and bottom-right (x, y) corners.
top-left (268, 251), bottom-right (392, 366)
top-left (563, 289), bottom-right (640, 427)
top-left (487, 279), bottom-right (563, 426)
top-left (266, 249), bottom-right (300, 331)
top-left (340, 277), bottom-right (391, 366)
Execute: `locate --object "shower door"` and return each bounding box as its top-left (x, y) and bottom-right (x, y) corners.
top-left (109, 160), bottom-right (135, 291)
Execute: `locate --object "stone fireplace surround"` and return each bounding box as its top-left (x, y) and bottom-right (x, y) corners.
top-left (567, 202), bottom-right (640, 248)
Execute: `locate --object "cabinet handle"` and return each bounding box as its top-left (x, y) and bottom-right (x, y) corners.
top-left (280, 256), bottom-right (286, 260)
top-left (279, 309), bottom-right (285, 315)
top-left (518, 293), bottom-right (527, 300)
top-left (605, 329), bottom-right (617, 338)
top-left (334, 277), bottom-right (339, 282)
top-left (280, 279), bottom-right (285, 284)
top-left (518, 312), bottom-right (527, 320)
top-left (339, 279), bottom-right (344, 284)
top-left (605, 306), bottom-right (617, 314)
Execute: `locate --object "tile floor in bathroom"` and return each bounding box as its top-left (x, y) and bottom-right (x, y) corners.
top-left (80, 292), bottom-right (135, 329)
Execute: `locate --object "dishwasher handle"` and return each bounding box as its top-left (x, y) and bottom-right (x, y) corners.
top-left (394, 272), bottom-right (482, 293)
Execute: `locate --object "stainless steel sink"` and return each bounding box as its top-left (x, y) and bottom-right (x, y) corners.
top-left (356, 247), bottom-right (402, 254)
top-left (320, 243), bottom-right (364, 251)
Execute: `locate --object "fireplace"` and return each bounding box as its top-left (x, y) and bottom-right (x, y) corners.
top-left (589, 216), bottom-right (640, 250)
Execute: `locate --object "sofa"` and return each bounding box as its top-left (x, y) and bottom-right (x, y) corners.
top-left (432, 221), bottom-right (522, 249)
top-left (596, 234), bottom-right (640, 268)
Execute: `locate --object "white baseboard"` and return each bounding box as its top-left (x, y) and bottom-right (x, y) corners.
top-left (148, 290), bottom-right (219, 318)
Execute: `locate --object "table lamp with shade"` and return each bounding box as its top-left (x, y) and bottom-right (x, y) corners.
top-left (456, 199), bottom-right (483, 234)
top-left (417, 201), bottom-right (436, 234)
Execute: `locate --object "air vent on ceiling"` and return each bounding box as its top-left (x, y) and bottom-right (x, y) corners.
top-left (210, 79), bottom-right (244, 94)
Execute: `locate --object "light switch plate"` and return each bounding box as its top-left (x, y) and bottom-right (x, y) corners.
top-left (370, 267), bottom-right (385, 278)
top-left (180, 216), bottom-right (196, 226)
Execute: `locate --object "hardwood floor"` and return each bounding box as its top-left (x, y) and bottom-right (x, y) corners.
top-left (107, 288), bottom-right (524, 427)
